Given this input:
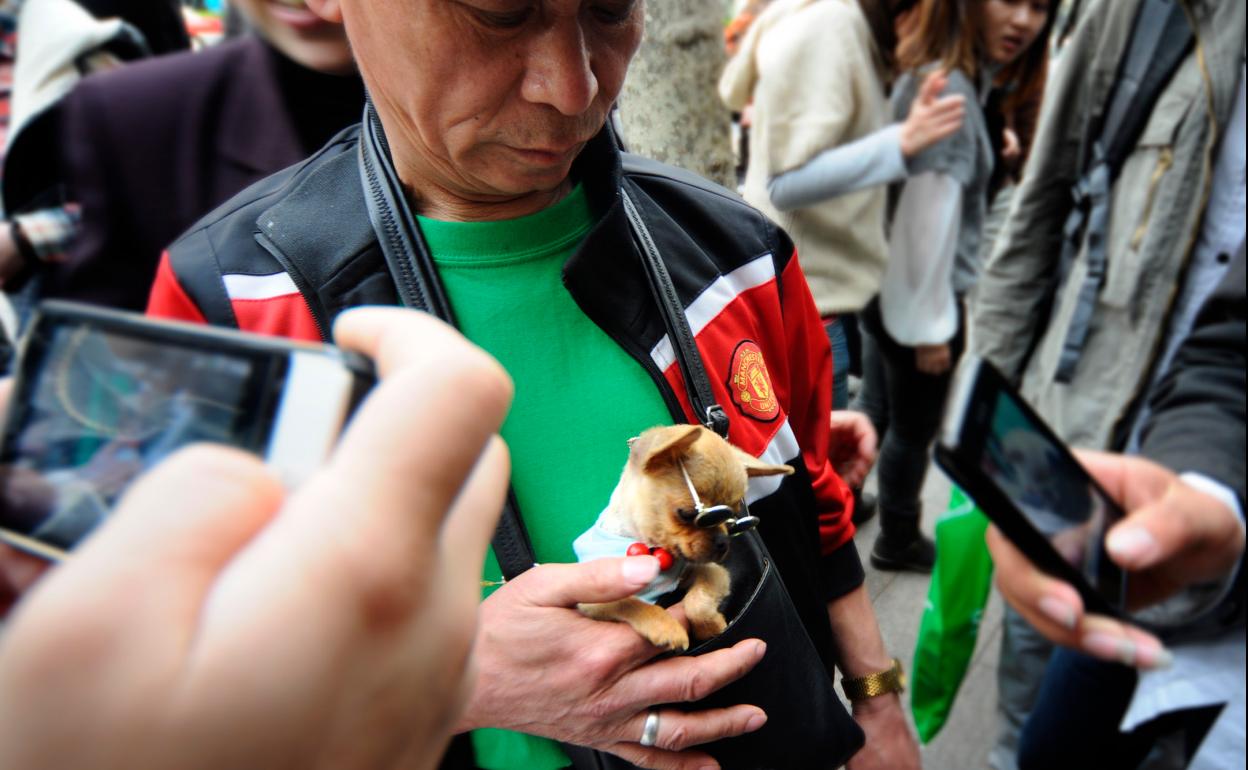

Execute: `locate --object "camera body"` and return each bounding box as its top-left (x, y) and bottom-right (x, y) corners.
top-left (0, 301), bottom-right (374, 560)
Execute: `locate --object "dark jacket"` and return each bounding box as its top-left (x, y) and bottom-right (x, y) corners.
top-left (1141, 244), bottom-right (1245, 633)
top-left (148, 119), bottom-right (867, 679)
top-left (48, 34), bottom-right (354, 311)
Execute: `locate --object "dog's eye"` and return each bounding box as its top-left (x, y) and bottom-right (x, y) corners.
top-left (676, 508), bottom-right (697, 523)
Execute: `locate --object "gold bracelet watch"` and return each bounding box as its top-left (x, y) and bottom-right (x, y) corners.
top-left (840, 658), bottom-right (906, 702)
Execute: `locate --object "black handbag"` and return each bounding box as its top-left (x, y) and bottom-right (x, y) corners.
top-left (359, 105), bottom-right (864, 768)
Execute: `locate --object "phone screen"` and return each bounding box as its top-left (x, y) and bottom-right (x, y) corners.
top-left (0, 323), bottom-right (278, 553)
top-left (976, 386), bottom-right (1124, 608)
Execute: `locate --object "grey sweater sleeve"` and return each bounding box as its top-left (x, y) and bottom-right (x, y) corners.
top-left (767, 124), bottom-right (908, 211)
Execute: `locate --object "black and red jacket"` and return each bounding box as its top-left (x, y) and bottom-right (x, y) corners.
top-left (147, 119), bottom-right (865, 674)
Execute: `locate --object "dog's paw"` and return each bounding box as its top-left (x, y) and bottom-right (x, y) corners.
top-left (689, 611), bottom-right (727, 641)
top-left (636, 614), bottom-right (690, 652)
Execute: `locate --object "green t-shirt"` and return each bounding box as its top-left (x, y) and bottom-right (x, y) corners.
top-left (420, 184), bottom-right (673, 770)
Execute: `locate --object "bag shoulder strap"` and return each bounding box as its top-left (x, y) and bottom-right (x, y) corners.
top-left (620, 184), bottom-right (730, 439)
top-left (356, 106), bottom-right (728, 579)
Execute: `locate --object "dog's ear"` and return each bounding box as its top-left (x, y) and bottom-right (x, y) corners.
top-left (632, 425), bottom-right (704, 473)
top-left (732, 447), bottom-right (794, 477)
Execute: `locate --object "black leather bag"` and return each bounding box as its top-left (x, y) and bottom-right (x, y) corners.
top-left (672, 529), bottom-right (863, 769)
top-left (617, 186), bottom-right (863, 770)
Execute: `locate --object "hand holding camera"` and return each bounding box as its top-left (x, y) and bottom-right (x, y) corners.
top-left (0, 306), bottom-right (512, 770)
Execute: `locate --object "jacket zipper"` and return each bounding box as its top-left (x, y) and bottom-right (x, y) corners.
top-left (1129, 147), bottom-right (1175, 251)
top-left (1114, 4), bottom-right (1219, 445)
top-left (252, 231), bottom-right (332, 342)
top-left (359, 118), bottom-right (438, 315)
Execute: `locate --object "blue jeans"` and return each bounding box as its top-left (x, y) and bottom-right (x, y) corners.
top-left (1018, 648), bottom-right (1221, 770)
top-left (823, 316), bottom-right (850, 410)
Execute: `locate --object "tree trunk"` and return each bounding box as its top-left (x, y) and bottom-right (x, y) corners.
top-left (617, 1), bottom-right (735, 188)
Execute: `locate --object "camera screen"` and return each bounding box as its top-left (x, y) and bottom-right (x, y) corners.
top-left (0, 324), bottom-right (268, 552)
top-left (978, 390), bottom-right (1123, 606)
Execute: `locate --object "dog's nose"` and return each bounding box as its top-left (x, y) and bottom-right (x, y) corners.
top-left (713, 533), bottom-right (731, 562)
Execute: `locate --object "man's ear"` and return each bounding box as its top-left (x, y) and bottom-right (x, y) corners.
top-left (304, 0), bottom-right (343, 23)
top-left (631, 425), bottom-right (704, 473)
top-left (733, 447), bottom-right (794, 478)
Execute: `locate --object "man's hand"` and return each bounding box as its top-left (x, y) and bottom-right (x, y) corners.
top-left (0, 307), bottom-right (513, 770)
top-left (915, 343), bottom-right (952, 375)
top-left (460, 556), bottom-right (768, 770)
top-left (825, 586), bottom-right (920, 770)
top-left (829, 410), bottom-right (877, 488)
top-left (848, 694), bottom-right (922, 770)
top-left (898, 70), bottom-right (967, 159)
top-left (987, 450), bottom-right (1245, 670)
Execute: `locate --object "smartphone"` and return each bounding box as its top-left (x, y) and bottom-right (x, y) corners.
top-left (0, 301), bottom-right (374, 561)
top-left (934, 355), bottom-right (1126, 618)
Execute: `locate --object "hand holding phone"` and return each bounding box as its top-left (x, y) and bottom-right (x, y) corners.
top-left (987, 449), bottom-right (1244, 669)
top-left (935, 355), bottom-right (1126, 618)
top-left (935, 356), bottom-right (1244, 668)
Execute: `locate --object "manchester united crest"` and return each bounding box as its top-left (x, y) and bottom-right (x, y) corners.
top-left (729, 340), bottom-right (779, 421)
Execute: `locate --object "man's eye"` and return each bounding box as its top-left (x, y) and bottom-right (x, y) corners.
top-left (462, 1), bottom-right (533, 29)
top-left (476, 8), bottom-right (531, 28)
top-left (590, 0), bottom-right (636, 24)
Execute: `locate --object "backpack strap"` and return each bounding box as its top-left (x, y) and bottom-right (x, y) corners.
top-left (1054, 0), bottom-right (1194, 383)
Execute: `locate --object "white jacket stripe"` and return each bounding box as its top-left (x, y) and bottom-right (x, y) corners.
top-left (223, 272), bottom-right (299, 301)
top-left (649, 254), bottom-right (776, 372)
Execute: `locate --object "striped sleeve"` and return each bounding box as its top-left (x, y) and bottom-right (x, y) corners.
top-left (146, 252), bottom-right (209, 324)
top-left (776, 249), bottom-right (865, 600)
top-left (146, 250), bottom-right (323, 343)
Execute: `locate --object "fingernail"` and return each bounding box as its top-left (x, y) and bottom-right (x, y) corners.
top-left (752, 640), bottom-right (767, 660)
top-left (1135, 640), bottom-right (1175, 671)
top-left (1038, 595), bottom-right (1078, 630)
top-left (745, 712), bottom-right (768, 732)
top-left (622, 556), bottom-right (659, 584)
top-left (697, 765), bottom-right (720, 770)
top-left (1106, 527), bottom-right (1159, 565)
top-left (1082, 632), bottom-right (1137, 666)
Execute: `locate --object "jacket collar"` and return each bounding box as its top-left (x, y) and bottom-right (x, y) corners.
top-left (253, 110), bottom-right (656, 342)
top-left (217, 35), bottom-right (305, 175)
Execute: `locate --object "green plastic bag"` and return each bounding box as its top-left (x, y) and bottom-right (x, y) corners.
top-left (910, 486), bottom-right (994, 743)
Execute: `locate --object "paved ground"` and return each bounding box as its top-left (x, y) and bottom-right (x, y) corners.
top-left (853, 465), bottom-right (1007, 770)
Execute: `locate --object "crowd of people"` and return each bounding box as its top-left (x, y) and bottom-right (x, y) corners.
top-left (0, 1), bottom-right (1242, 769)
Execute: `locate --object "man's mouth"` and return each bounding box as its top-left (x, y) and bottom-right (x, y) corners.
top-left (509, 142), bottom-right (586, 166)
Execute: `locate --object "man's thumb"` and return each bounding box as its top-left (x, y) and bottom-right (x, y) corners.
top-left (1105, 489), bottom-right (1195, 571)
top-left (514, 556), bottom-right (660, 608)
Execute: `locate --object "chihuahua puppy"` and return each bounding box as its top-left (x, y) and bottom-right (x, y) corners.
top-left (573, 425), bottom-right (792, 651)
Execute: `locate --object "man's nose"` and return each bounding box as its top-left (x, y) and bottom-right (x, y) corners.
top-left (521, 21), bottom-right (600, 116)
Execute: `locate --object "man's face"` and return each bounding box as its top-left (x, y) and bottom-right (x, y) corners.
top-left (336, 0), bottom-right (644, 213)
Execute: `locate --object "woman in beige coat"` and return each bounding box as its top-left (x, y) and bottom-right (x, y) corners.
top-left (719, 0), bottom-right (964, 413)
